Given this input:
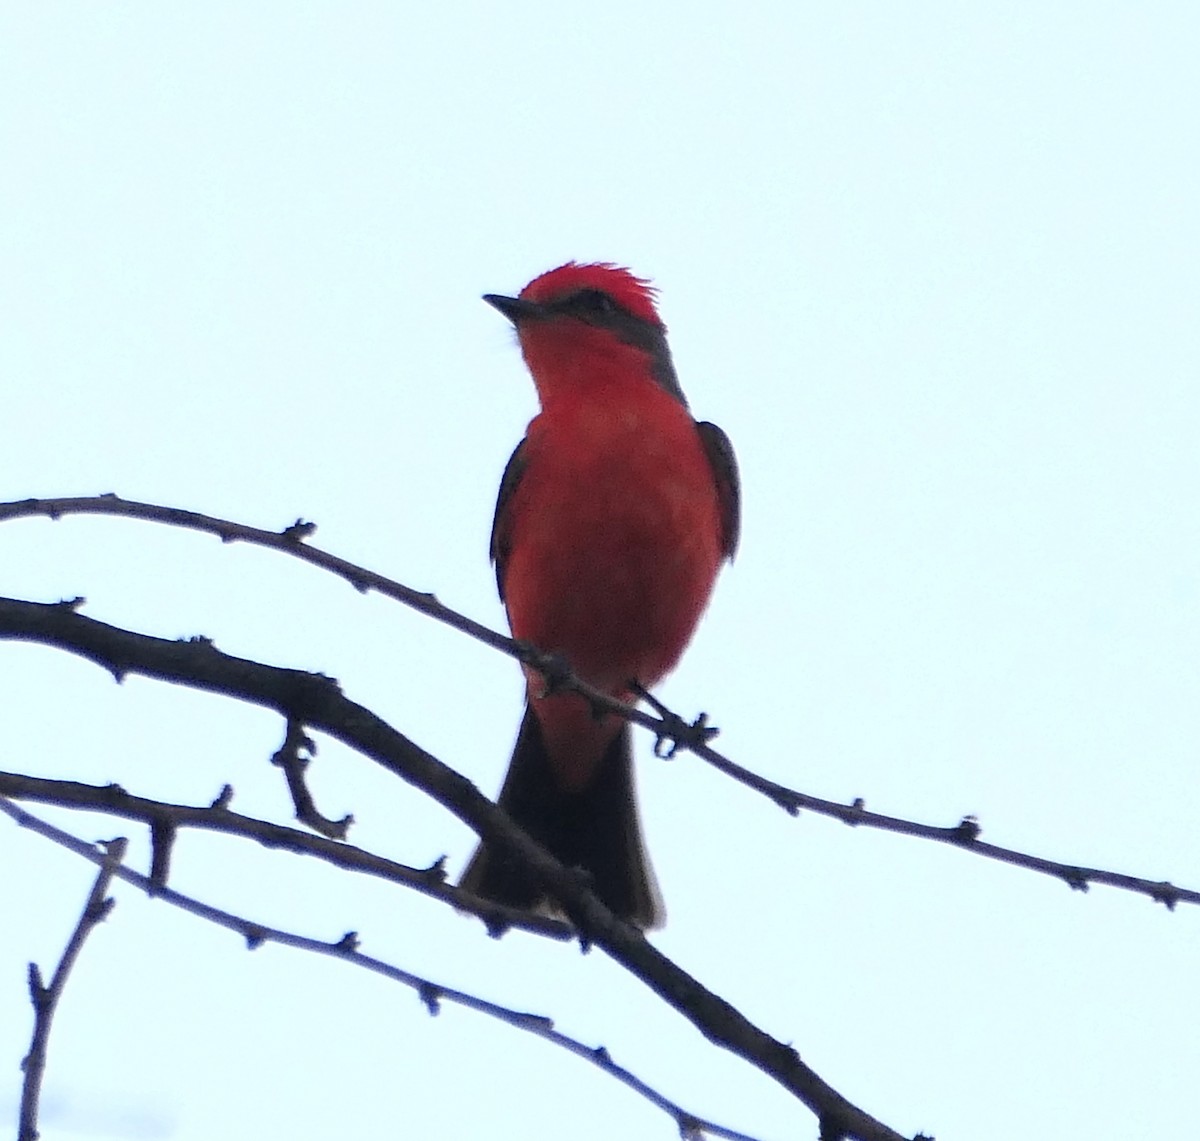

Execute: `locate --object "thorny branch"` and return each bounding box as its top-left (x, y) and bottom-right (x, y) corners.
top-left (0, 497), bottom-right (750, 767)
top-left (1, 495), bottom-right (1195, 912)
top-left (0, 798), bottom-right (763, 1141)
top-left (2, 493), bottom-right (1196, 1136)
top-left (0, 769), bottom-right (573, 940)
top-left (19, 834), bottom-right (127, 1141)
top-left (0, 596), bottom-right (913, 1141)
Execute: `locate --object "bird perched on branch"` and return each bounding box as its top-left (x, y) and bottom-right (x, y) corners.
top-left (460, 262), bottom-right (739, 928)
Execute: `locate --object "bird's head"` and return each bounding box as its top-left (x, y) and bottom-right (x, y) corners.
top-left (484, 262), bottom-right (685, 407)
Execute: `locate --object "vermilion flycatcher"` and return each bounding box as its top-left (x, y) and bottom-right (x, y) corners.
top-left (459, 263), bottom-right (739, 928)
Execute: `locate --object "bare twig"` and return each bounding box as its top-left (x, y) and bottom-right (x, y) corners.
top-left (18, 835), bottom-right (127, 1141)
top-left (0, 769), bottom-right (573, 940)
top-left (1, 798), bottom-right (764, 1141)
top-left (0, 597), bottom-right (914, 1141)
top-left (0, 493), bottom-right (521, 653)
top-left (270, 718), bottom-right (353, 840)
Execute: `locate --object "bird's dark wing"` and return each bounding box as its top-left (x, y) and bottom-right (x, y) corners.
top-left (490, 439), bottom-right (528, 602)
top-left (696, 421), bottom-right (741, 560)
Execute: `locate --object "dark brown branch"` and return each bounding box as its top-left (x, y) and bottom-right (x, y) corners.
top-left (0, 769), bottom-right (572, 940)
top-left (746, 795), bottom-right (1199, 910)
top-left (0, 595), bottom-right (913, 1141)
top-left (0, 493), bottom-right (521, 653)
top-left (2, 491), bottom-right (1193, 912)
top-left (1, 798), bottom-right (764, 1141)
top-left (19, 834), bottom-right (127, 1141)
top-left (0, 496), bottom-right (740, 766)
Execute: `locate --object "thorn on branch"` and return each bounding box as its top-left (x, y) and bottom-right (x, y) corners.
top-left (1061, 868), bottom-right (1090, 893)
top-left (334, 931), bottom-right (360, 953)
top-left (100, 835), bottom-right (129, 862)
top-left (327, 814), bottom-right (354, 840)
top-left (950, 815), bottom-right (981, 843)
top-left (1151, 882), bottom-right (1180, 911)
top-left (184, 634), bottom-right (215, 648)
top-left (482, 911), bottom-right (512, 940)
top-left (54, 596), bottom-right (86, 611)
top-left (818, 1111), bottom-right (849, 1141)
top-left (210, 784), bottom-right (234, 809)
top-left (270, 727), bottom-right (314, 770)
top-left (418, 982), bottom-right (442, 1016)
top-left (281, 518), bottom-right (317, 542)
top-left (244, 926), bottom-right (267, 950)
top-left (592, 1044), bottom-right (610, 1063)
top-left (421, 855), bottom-right (448, 884)
top-left (770, 788), bottom-right (804, 816)
top-left (841, 798), bottom-right (867, 826)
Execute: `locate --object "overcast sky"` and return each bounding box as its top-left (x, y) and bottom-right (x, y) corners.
top-left (3, 5), bottom-right (1199, 1140)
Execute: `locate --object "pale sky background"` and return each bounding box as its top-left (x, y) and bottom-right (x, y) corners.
top-left (2, 5), bottom-right (1199, 1140)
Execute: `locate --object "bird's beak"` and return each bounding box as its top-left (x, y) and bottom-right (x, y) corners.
top-left (483, 293), bottom-right (546, 325)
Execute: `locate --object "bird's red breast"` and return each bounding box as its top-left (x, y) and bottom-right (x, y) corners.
top-left (502, 382), bottom-right (725, 787)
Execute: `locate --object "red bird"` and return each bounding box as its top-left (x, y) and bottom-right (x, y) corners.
top-left (459, 263), bottom-right (739, 928)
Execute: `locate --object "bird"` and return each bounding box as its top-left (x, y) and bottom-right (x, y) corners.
top-left (459, 262), bottom-right (739, 928)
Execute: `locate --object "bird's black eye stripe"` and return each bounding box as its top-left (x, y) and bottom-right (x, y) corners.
top-left (564, 288), bottom-right (619, 317)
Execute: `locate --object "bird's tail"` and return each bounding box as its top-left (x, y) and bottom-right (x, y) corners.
top-left (459, 705), bottom-right (664, 929)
